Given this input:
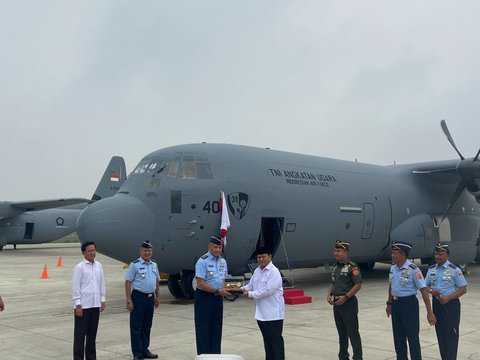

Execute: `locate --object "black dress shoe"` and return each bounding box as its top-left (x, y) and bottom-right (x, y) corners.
top-left (133, 356), bottom-right (144, 360)
top-left (143, 352), bottom-right (158, 359)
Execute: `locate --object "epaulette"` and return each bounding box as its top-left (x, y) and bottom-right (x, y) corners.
top-left (348, 261), bottom-right (358, 267)
top-left (133, 259), bottom-right (140, 263)
top-left (429, 264), bottom-right (436, 269)
top-left (448, 263), bottom-right (457, 269)
top-left (409, 263), bottom-right (418, 269)
top-left (200, 254), bottom-right (208, 259)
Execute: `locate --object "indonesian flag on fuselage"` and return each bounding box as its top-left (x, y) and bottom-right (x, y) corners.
top-left (219, 191), bottom-right (230, 247)
top-left (110, 173), bottom-right (120, 182)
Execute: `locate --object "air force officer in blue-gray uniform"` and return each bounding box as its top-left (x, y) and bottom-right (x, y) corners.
top-left (194, 236), bottom-right (231, 355)
top-left (386, 241), bottom-right (436, 360)
top-left (125, 240), bottom-right (160, 360)
top-left (426, 243), bottom-right (468, 360)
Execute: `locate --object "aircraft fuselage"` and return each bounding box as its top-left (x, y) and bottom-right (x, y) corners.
top-left (77, 144), bottom-right (480, 276)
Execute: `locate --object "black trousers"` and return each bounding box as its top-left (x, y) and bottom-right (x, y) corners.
top-left (130, 290), bottom-right (155, 358)
top-left (333, 296), bottom-right (363, 360)
top-left (73, 307), bottom-right (100, 360)
top-left (194, 289), bottom-right (223, 355)
top-left (257, 319), bottom-right (285, 360)
top-left (391, 295), bottom-right (421, 360)
top-left (433, 297), bottom-right (461, 360)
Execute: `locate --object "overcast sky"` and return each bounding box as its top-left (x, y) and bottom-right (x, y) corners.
top-left (1, 1), bottom-right (480, 200)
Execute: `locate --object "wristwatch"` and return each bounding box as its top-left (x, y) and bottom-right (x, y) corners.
top-left (214, 289), bottom-right (219, 296)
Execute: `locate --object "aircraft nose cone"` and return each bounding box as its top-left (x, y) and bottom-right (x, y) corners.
top-left (77, 195), bottom-right (155, 261)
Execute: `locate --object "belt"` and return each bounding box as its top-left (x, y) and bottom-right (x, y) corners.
top-left (392, 295), bottom-right (416, 301)
top-left (196, 288), bottom-right (215, 296)
top-left (132, 289), bottom-right (154, 297)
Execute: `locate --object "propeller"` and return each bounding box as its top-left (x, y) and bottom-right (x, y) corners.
top-left (440, 120), bottom-right (464, 160)
top-left (440, 120), bottom-right (480, 221)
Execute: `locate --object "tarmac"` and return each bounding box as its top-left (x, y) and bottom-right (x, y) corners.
top-left (0, 243), bottom-right (479, 359)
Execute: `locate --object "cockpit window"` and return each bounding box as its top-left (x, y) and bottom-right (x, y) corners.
top-left (167, 160), bottom-right (180, 177)
top-left (166, 152), bottom-right (212, 179)
top-left (133, 158), bottom-right (167, 174)
top-left (182, 162), bottom-right (197, 179)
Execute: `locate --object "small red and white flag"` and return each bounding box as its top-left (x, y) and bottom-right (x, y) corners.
top-left (219, 191), bottom-right (231, 247)
top-left (110, 173), bottom-right (120, 182)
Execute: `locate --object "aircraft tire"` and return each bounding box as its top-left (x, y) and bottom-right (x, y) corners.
top-left (181, 270), bottom-right (196, 300)
top-left (167, 273), bottom-right (184, 299)
top-left (358, 262), bottom-right (375, 271)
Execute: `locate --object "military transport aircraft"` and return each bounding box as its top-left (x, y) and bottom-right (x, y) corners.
top-left (77, 121), bottom-right (480, 299)
top-left (0, 156), bottom-right (126, 250)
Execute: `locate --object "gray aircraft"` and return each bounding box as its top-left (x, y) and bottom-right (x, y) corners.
top-left (77, 121), bottom-right (480, 299)
top-left (0, 156), bottom-right (126, 250)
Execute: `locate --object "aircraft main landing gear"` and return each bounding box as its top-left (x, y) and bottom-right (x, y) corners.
top-left (181, 270), bottom-right (196, 299)
top-left (167, 270), bottom-right (196, 299)
top-left (358, 262), bottom-right (375, 271)
top-left (167, 273), bottom-right (183, 299)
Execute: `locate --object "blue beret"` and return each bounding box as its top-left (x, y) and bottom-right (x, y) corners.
top-left (210, 236), bottom-right (223, 245)
top-left (435, 242), bottom-right (449, 253)
top-left (141, 240), bottom-right (153, 249)
top-left (391, 241), bottom-right (412, 255)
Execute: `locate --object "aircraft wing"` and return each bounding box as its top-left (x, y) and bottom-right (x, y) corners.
top-left (0, 198), bottom-right (89, 220)
top-left (399, 160), bottom-right (460, 184)
top-left (10, 198), bottom-right (90, 211)
top-left (407, 159), bottom-right (458, 174)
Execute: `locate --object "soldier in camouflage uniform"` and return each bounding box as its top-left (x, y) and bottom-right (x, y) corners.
top-left (327, 240), bottom-right (363, 360)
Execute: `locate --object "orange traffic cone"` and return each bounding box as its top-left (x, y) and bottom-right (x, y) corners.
top-left (41, 264), bottom-right (49, 279)
top-left (56, 256), bottom-right (63, 267)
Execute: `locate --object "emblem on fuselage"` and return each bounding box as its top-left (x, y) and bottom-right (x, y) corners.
top-left (227, 192), bottom-right (250, 220)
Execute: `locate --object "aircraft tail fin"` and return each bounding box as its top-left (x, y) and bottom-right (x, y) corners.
top-left (91, 156), bottom-right (127, 201)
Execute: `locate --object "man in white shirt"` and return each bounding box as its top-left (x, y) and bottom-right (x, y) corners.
top-left (243, 248), bottom-right (285, 360)
top-left (72, 241), bottom-right (106, 360)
